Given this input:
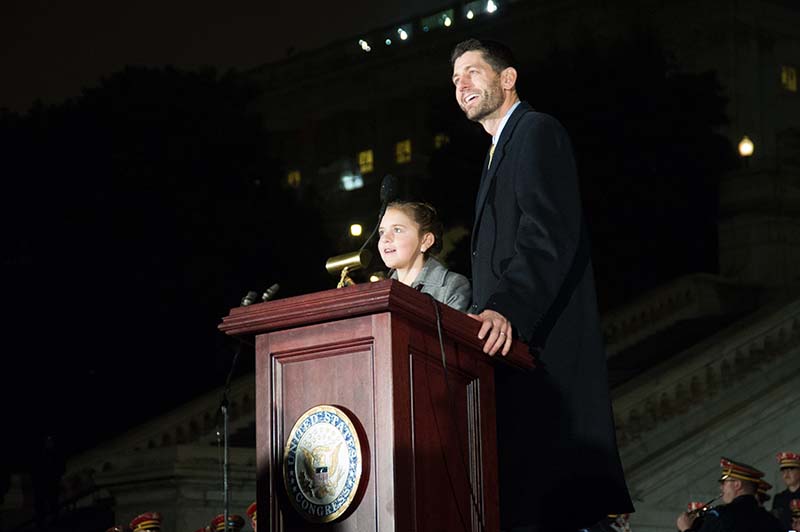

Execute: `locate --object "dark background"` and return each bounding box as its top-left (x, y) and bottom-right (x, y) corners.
top-left (1, 0), bottom-right (736, 491)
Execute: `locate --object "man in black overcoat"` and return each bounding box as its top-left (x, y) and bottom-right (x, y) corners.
top-left (451, 38), bottom-right (634, 531)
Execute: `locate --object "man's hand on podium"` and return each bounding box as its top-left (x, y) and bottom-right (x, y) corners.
top-left (468, 309), bottom-right (512, 356)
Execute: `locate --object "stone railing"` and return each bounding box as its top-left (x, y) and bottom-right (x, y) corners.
top-left (601, 274), bottom-right (759, 356)
top-left (68, 374), bottom-right (256, 474)
top-left (611, 298), bottom-right (800, 454)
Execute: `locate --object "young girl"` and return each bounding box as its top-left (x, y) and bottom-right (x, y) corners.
top-left (377, 200), bottom-right (471, 312)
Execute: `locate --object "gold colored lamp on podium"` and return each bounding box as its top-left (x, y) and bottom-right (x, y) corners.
top-left (325, 250), bottom-right (372, 288)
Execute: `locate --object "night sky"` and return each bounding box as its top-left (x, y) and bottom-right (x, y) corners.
top-left (2, 0), bottom-right (451, 112)
top-left (1, 0), bottom-right (452, 470)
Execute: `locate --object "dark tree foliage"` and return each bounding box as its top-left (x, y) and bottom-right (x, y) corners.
top-left (426, 32), bottom-right (736, 310)
top-left (1, 66), bottom-right (334, 459)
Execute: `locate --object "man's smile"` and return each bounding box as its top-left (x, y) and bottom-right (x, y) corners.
top-left (463, 93), bottom-right (481, 107)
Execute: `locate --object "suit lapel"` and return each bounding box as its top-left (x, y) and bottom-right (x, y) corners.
top-left (471, 102), bottom-right (532, 249)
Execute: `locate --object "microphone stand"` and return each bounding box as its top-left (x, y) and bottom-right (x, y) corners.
top-left (217, 291), bottom-right (258, 532)
top-left (357, 174), bottom-right (398, 259)
top-left (357, 201), bottom-right (387, 256)
top-left (219, 394), bottom-right (231, 532)
top-left (218, 341), bottom-right (243, 532)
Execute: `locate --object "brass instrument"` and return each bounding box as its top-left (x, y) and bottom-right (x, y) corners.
top-left (687, 497), bottom-right (718, 518)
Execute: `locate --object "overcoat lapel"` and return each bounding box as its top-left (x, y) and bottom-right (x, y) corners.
top-left (471, 102), bottom-right (532, 248)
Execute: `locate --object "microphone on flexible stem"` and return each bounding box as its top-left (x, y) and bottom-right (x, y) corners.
top-left (359, 174), bottom-right (399, 255)
top-left (262, 283), bottom-right (280, 302)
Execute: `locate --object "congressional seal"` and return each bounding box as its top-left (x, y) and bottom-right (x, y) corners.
top-left (283, 405), bottom-right (364, 523)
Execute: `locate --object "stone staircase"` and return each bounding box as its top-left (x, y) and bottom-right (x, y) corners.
top-left (605, 281), bottom-right (800, 531)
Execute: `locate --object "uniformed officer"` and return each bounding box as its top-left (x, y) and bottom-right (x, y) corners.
top-left (246, 502), bottom-right (257, 532)
top-left (210, 514), bottom-right (245, 532)
top-left (676, 457), bottom-right (783, 532)
top-left (790, 499), bottom-right (800, 531)
top-left (773, 451), bottom-right (800, 530)
top-left (129, 512), bottom-right (162, 532)
top-left (758, 480), bottom-right (774, 507)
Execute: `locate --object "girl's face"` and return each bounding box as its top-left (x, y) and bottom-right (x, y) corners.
top-left (378, 207), bottom-right (433, 271)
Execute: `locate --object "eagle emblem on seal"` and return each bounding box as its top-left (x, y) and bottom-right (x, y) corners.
top-left (300, 443), bottom-right (345, 499)
top-left (283, 405), bottom-right (364, 523)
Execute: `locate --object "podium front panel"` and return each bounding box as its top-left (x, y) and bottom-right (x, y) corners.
top-left (249, 298), bottom-right (502, 532)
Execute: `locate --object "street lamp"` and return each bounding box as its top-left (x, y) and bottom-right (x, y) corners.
top-left (738, 135), bottom-right (754, 169)
top-left (738, 135), bottom-right (754, 158)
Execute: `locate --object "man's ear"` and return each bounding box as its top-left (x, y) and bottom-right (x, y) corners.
top-left (501, 67), bottom-right (517, 90)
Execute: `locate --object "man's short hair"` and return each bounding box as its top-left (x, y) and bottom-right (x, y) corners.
top-left (740, 479), bottom-right (758, 495)
top-left (450, 38), bottom-right (517, 73)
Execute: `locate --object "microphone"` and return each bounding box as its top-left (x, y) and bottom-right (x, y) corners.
top-left (350, 174), bottom-right (399, 271)
top-left (380, 174), bottom-right (398, 203)
top-left (261, 283), bottom-right (280, 302)
top-left (377, 174), bottom-right (398, 220)
top-left (356, 174), bottom-right (400, 259)
top-left (240, 290), bottom-right (259, 306)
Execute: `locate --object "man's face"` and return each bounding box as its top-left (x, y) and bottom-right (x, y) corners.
top-left (719, 479), bottom-right (739, 504)
top-left (452, 50), bottom-right (505, 122)
top-left (782, 467), bottom-right (800, 490)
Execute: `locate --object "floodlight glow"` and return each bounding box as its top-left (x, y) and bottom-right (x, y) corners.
top-left (385, 38), bottom-right (392, 46)
top-left (486, 0), bottom-right (498, 13)
top-left (350, 224), bottom-right (363, 237)
top-left (738, 135), bottom-right (754, 158)
top-left (466, 9), bottom-right (475, 19)
top-left (444, 16), bottom-right (452, 27)
top-left (358, 39), bottom-right (371, 52)
top-left (398, 28), bottom-right (408, 40)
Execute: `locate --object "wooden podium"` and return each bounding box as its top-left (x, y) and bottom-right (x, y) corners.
top-left (219, 280), bottom-right (533, 532)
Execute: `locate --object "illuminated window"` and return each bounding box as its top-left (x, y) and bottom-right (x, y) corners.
top-left (287, 170), bottom-right (301, 188)
top-left (434, 133), bottom-right (450, 149)
top-left (358, 149), bottom-right (374, 174)
top-left (781, 65), bottom-right (797, 93)
top-left (395, 139), bottom-right (412, 164)
top-left (341, 174), bottom-right (364, 191)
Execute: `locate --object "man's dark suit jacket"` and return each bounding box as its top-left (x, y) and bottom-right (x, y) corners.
top-left (469, 101), bottom-right (634, 530)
